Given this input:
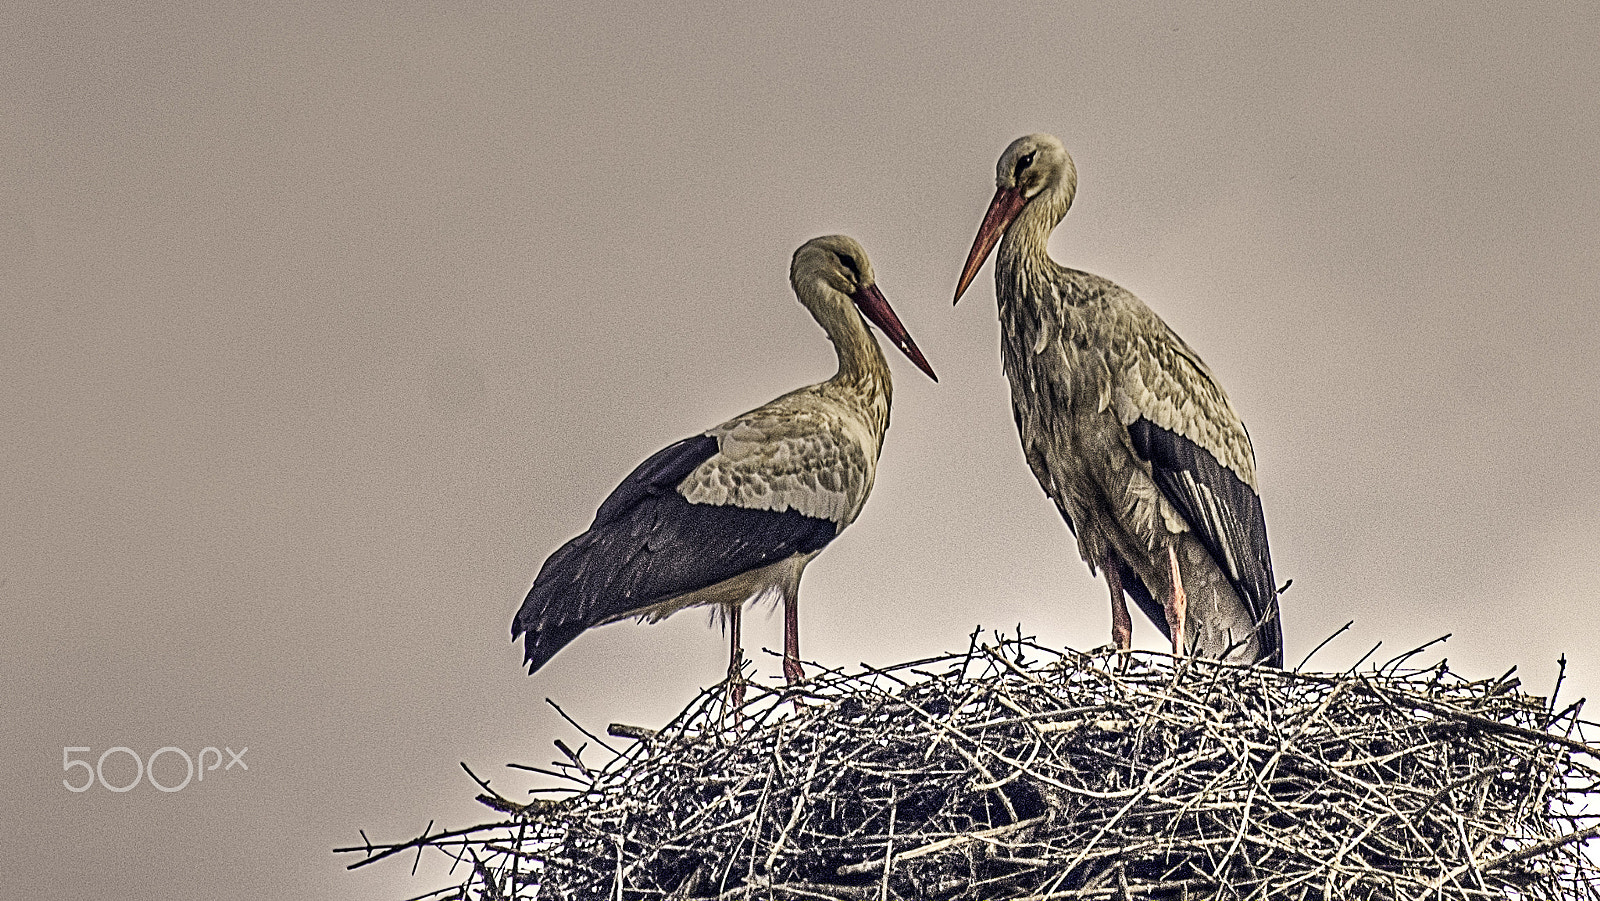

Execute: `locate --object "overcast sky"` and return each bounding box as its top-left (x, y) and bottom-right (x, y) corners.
top-left (4, 2), bottom-right (1598, 899)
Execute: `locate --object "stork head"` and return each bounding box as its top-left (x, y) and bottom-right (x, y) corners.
top-left (792, 235), bottom-right (937, 381)
top-left (953, 133), bottom-right (1078, 304)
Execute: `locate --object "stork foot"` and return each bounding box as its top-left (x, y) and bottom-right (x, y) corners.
top-left (1165, 545), bottom-right (1188, 657)
top-left (1104, 553), bottom-right (1132, 654)
top-left (724, 602), bottom-right (748, 709)
top-left (781, 590), bottom-right (806, 687)
top-left (1111, 615), bottom-right (1132, 655)
top-left (1103, 554), bottom-right (1133, 671)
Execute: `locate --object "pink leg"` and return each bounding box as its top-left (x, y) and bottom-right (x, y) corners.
top-left (1105, 552), bottom-right (1132, 652)
top-left (726, 603), bottom-right (745, 708)
top-left (1165, 545), bottom-right (1188, 656)
top-left (782, 590), bottom-right (805, 685)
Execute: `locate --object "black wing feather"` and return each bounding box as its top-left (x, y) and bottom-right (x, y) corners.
top-left (513, 434), bottom-right (839, 674)
top-left (1127, 417), bottom-right (1283, 666)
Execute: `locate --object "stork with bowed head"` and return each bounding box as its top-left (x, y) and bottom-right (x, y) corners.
top-left (953, 134), bottom-right (1283, 666)
top-left (515, 235), bottom-right (937, 702)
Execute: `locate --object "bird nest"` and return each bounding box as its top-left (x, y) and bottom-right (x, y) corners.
top-left (343, 635), bottom-right (1600, 900)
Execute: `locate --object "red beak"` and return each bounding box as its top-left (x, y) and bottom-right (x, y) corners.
top-left (851, 283), bottom-right (937, 382)
top-left (953, 186), bottom-right (1027, 304)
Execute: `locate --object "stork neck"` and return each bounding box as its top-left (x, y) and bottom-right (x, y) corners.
top-left (998, 182), bottom-right (1073, 286)
top-left (827, 312), bottom-right (893, 409)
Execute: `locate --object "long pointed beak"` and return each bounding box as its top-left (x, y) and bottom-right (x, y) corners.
top-left (852, 283), bottom-right (937, 382)
top-left (953, 186), bottom-right (1026, 304)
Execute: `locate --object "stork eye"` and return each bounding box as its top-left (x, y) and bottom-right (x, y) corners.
top-left (1014, 151), bottom-right (1037, 178)
top-left (836, 252), bottom-right (862, 282)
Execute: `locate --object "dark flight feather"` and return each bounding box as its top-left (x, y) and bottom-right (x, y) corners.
top-left (513, 434), bottom-right (838, 673)
top-left (1127, 417), bottom-right (1283, 666)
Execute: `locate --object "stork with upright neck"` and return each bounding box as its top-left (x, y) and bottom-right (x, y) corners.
top-left (515, 235), bottom-right (936, 700)
top-left (955, 134), bottom-right (1283, 666)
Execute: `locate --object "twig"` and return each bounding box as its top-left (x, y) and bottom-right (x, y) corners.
top-left (548, 698), bottom-right (623, 758)
top-left (607, 722), bottom-right (657, 741)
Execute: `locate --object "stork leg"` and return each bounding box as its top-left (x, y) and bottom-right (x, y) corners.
top-left (782, 590), bottom-right (805, 685)
top-left (1104, 551), bottom-right (1132, 653)
top-left (726, 603), bottom-right (746, 709)
top-left (1165, 545), bottom-right (1188, 657)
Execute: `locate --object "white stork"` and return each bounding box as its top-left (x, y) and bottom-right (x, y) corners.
top-left (515, 235), bottom-right (937, 700)
top-left (953, 134), bottom-right (1283, 666)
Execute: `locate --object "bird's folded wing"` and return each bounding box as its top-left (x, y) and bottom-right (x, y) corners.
top-left (515, 433), bottom-right (837, 672)
top-left (1115, 322), bottom-right (1283, 664)
top-left (678, 407), bottom-right (873, 526)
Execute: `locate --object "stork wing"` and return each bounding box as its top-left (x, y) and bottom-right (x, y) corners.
top-left (677, 404), bottom-right (876, 525)
top-left (1119, 322), bottom-right (1283, 665)
top-left (514, 434), bottom-right (837, 673)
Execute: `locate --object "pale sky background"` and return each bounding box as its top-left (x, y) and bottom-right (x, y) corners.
top-left (3, 2), bottom-right (1598, 899)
